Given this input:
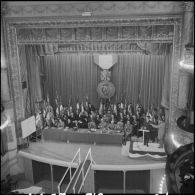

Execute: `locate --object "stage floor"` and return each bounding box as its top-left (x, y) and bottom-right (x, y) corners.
top-left (20, 140), bottom-right (166, 167)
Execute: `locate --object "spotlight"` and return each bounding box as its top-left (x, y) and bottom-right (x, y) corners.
top-left (0, 116), bottom-right (11, 130)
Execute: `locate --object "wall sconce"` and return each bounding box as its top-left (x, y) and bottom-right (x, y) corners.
top-left (179, 45), bottom-right (194, 73)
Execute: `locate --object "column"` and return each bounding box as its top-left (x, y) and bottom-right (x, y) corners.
top-left (182, 1), bottom-right (194, 57)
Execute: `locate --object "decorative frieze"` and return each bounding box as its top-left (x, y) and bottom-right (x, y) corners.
top-left (4, 1), bottom-right (183, 18)
top-left (16, 25), bottom-right (174, 44)
top-left (183, 1), bottom-right (194, 12)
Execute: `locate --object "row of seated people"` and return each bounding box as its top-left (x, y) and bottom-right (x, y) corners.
top-left (42, 107), bottom-right (161, 141)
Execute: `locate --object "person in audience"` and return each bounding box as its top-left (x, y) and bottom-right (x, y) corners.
top-left (110, 114), bottom-right (116, 123)
top-left (127, 102), bottom-right (134, 115)
top-left (46, 108), bottom-right (55, 127)
top-left (119, 112), bottom-right (124, 122)
top-left (145, 115), bottom-right (154, 146)
top-left (98, 118), bottom-right (108, 130)
top-left (124, 120), bottom-right (133, 136)
top-left (57, 118), bottom-right (64, 128)
top-left (131, 115), bottom-right (138, 136)
top-left (88, 117), bottom-right (97, 129)
top-left (108, 120), bottom-right (116, 130)
top-left (105, 109), bottom-right (112, 123)
top-left (94, 114), bottom-right (101, 126)
top-left (116, 119), bottom-right (124, 132)
top-left (74, 109), bottom-right (80, 121)
top-left (69, 112), bottom-right (75, 122)
top-left (151, 115), bottom-right (166, 148)
top-left (72, 120), bottom-right (79, 129)
top-left (79, 111), bottom-right (88, 128)
top-left (64, 118), bottom-right (74, 128)
top-left (152, 108), bottom-right (159, 142)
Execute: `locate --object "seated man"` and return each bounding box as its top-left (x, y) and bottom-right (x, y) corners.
top-left (88, 119), bottom-right (97, 129)
top-left (98, 118), bottom-right (108, 130)
top-left (108, 120), bottom-right (116, 130)
top-left (64, 118), bottom-right (74, 129)
top-left (115, 119), bottom-right (124, 132)
top-left (79, 111), bottom-right (88, 128)
top-left (124, 120), bottom-right (133, 136)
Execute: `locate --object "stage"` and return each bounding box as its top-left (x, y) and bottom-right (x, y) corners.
top-left (18, 140), bottom-right (166, 193)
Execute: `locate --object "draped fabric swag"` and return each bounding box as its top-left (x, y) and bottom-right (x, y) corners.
top-left (19, 45), bottom-right (43, 116)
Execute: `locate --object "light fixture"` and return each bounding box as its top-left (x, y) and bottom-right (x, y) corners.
top-left (179, 60), bottom-right (194, 70)
top-left (159, 174), bottom-right (166, 194)
top-left (0, 116), bottom-right (11, 130)
top-left (179, 45), bottom-right (194, 72)
top-left (171, 134), bottom-right (182, 148)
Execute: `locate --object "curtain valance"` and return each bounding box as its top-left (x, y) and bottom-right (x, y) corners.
top-left (16, 25), bottom-right (174, 44)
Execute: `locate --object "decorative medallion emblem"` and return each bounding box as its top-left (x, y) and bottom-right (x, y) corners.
top-left (97, 81), bottom-right (115, 99)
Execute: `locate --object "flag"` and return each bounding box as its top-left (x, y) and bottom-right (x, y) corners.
top-left (85, 95), bottom-right (89, 108)
top-left (120, 102), bottom-right (124, 109)
top-left (76, 96), bottom-right (80, 111)
top-left (124, 98), bottom-right (127, 110)
top-left (113, 104), bottom-right (117, 115)
top-left (81, 102), bottom-right (84, 113)
top-left (99, 100), bottom-right (103, 115)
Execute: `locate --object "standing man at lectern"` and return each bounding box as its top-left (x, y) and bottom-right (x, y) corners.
top-left (151, 115), bottom-right (166, 148)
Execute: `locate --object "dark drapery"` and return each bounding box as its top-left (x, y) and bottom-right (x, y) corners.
top-left (18, 45), bottom-right (43, 116)
top-left (43, 52), bottom-right (172, 110)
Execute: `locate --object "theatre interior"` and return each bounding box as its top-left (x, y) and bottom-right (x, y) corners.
top-left (1, 1), bottom-right (194, 194)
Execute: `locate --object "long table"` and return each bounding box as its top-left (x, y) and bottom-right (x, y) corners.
top-left (42, 128), bottom-right (123, 145)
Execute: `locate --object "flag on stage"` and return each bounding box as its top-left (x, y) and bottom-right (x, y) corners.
top-left (81, 101), bottom-right (84, 113)
top-left (113, 104), bottom-right (117, 115)
top-left (99, 100), bottom-right (103, 115)
top-left (85, 95), bottom-right (89, 108)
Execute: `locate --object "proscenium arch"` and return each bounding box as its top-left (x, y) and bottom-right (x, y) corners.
top-left (4, 16), bottom-right (182, 155)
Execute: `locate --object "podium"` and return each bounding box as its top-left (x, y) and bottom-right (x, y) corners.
top-left (138, 129), bottom-right (149, 145)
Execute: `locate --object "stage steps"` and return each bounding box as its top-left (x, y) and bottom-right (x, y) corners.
top-left (66, 160), bottom-right (91, 193)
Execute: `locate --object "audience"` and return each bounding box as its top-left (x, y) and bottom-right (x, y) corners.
top-left (36, 99), bottom-right (165, 144)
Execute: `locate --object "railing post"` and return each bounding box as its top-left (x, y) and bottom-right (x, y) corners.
top-left (123, 170), bottom-right (126, 193)
top-left (50, 164), bottom-right (53, 193)
top-left (82, 168), bottom-right (84, 182)
top-left (79, 149), bottom-right (81, 164)
top-left (70, 166), bottom-right (72, 181)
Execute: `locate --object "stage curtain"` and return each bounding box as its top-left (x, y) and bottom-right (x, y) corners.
top-left (43, 53), bottom-right (171, 110)
top-left (43, 54), bottom-right (101, 109)
top-left (19, 45), bottom-right (43, 115)
top-left (111, 53), bottom-right (171, 109)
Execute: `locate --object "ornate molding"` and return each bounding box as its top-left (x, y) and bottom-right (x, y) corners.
top-left (4, 2), bottom-right (183, 18)
top-left (183, 1), bottom-right (194, 12)
top-left (6, 17), bottom-right (182, 29)
top-left (166, 20), bottom-right (183, 155)
top-left (15, 24), bottom-right (174, 44)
